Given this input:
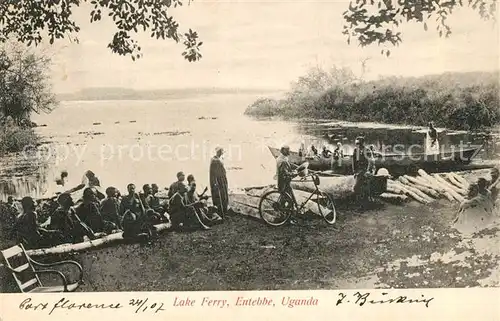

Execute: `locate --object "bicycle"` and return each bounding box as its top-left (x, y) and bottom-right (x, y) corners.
top-left (258, 172), bottom-right (337, 227)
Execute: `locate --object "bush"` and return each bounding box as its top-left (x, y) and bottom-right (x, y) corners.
top-left (0, 124), bottom-right (39, 155)
top-left (245, 68), bottom-right (500, 131)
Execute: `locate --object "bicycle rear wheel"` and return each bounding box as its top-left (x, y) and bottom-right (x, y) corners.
top-left (258, 190), bottom-right (293, 226)
top-left (316, 191), bottom-right (337, 225)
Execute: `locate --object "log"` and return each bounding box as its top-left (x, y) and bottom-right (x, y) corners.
top-left (444, 173), bottom-right (466, 190)
top-left (399, 183), bottom-right (434, 203)
top-left (379, 193), bottom-right (408, 201)
top-left (25, 222), bottom-right (172, 257)
top-left (399, 178), bottom-right (440, 199)
top-left (400, 176), bottom-right (440, 198)
top-left (442, 176), bottom-right (468, 196)
top-left (398, 185), bottom-right (429, 204)
top-left (403, 175), bottom-right (441, 192)
top-left (416, 170), bottom-right (455, 202)
top-left (450, 172), bottom-right (470, 188)
top-left (386, 185), bottom-right (405, 195)
top-left (432, 174), bottom-right (465, 202)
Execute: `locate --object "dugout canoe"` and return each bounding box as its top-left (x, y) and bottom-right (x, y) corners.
top-left (268, 144), bottom-right (483, 175)
top-left (290, 175), bottom-right (388, 199)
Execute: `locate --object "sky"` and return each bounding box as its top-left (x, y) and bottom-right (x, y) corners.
top-left (45, 0), bottom-right (499, 94)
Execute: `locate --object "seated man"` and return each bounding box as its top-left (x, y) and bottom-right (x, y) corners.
top-left (120, 184), bottom-right (157, 242)
top-left (50, 193), bottom-right (97, 243)
top-left (75, 188), bottom-right (116, 234)
top-left (13, 197), bottom-right (64, 249)
top-left (169, 182), bottom-right (211, 231)
top-left (100, 186), bottom-right (122, 229)
top-left (120, 183), bottom-right (145, 218)
top-left (186, 175), bottom-right (222, 225)
top-left (168, 171), bottom-right (186, 199)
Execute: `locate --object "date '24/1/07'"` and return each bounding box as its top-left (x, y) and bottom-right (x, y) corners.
top-left (129, 299), bottom-right (165, 313)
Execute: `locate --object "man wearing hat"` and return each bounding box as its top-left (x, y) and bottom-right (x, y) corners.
top-left (276, 145), bottom-right (299, 223)
top-left (210, 146), bottom-right (229, 219)
top-left (352, 136), bottom-right (374, 203)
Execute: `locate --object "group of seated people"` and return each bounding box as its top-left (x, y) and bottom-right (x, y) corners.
top-left (2, 170), bottom-right (223, 249)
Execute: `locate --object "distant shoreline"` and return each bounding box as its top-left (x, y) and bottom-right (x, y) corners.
top-left (56, 87), bottom-right (285, 102)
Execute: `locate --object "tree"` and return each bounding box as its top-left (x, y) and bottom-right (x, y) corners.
top-left (0, 43), bottom-right (57, 124)
top-left (342, 0), bottom-right (497, 56)
top-left (0, 0), bottom-right (202, 62)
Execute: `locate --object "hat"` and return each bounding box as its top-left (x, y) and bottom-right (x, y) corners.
top-left (375, 168), bottom-right (392, 178)
top-left (215, 146), bottom-right (224, 153)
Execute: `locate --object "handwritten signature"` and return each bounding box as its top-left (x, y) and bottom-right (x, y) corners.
top-left (336, 292), bottom-right (434, 308)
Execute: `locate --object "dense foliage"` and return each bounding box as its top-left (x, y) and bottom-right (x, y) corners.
top-left (0, 0), bottom-right (202, 61)
top-left (245, 68), bottom-right (500, 131)
top-left (343, 0), bottom-right (497, 56)
top-left (0, 44), bottom-right (56, 154)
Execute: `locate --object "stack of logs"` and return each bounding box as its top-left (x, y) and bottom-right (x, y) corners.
top-left (380, 169), bottom-right (469, 204)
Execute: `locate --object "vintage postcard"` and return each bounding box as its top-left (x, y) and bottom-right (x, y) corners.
top-left (0, 0), bottom-right (499, 320)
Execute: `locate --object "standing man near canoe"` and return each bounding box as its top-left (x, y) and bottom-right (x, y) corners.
top-left (210, 147), bottom-right (229, 219)
top-left (352, 137), bottom-right (374, 203)
top-left (425, 122), bottom-right (440, 155)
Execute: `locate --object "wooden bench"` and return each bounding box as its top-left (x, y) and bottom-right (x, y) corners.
top-left (1, 244), bottom-right (84, 293)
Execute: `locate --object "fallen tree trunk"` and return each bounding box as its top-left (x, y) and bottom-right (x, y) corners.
top-left (417, 170), bottom-right (455, 202)
top-left (380, 193), bottom-right (408, 202)
top-left (432, 174), bottom-right (465, 202)
top-left (445, 173), bottom-right (467, 190)
top-left (25, 222), bottom-right (171, 257)
top-left (435, 174), bottom-right (467, 196)
top-left (399, 176), bottom-right (440, 199)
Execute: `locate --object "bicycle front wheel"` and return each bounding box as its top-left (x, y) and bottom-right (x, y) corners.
top-left (316, 191), bottom-right (337, 225)
top-left (258, 190), bottom-right (293, 227)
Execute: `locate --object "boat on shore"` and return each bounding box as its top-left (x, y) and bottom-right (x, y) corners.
top-left (268, 145), bottom-right (484, 175)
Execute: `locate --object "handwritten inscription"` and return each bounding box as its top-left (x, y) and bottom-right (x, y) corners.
top-left (19, 298), bottom-right (122, 315)
top-left (336, 292), bottom-right (434, 308)
top-left (16, 291), bottom-right (435, 315)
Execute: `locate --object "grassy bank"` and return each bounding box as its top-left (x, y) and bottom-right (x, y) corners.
top-left (245, 70), bottom-right (500, 131)
top-left (0, 123), bottom-right (39, 155)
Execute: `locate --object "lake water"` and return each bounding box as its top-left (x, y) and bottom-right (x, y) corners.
top-left (0, 93), bottom-right (499, 200)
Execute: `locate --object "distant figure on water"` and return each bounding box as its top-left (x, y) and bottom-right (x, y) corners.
top-left (210, 147), bottom-right (229, 219)
top-left (425, 122), bottom-right (440, 155)
top-left (333, 142), bottom-right (344, 168)
top-left (310, 145), bottom-right (318, 156)
top-left (298, 142), bottom-right (306, 158)
top-left (321, 146), bottom-right (332, 158)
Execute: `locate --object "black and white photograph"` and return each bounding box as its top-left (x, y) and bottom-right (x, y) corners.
top-left (0, 0), bottom-right (498, 301)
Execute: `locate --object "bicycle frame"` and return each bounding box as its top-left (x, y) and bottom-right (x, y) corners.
top-left (287, 174), bottom-right (322, 214)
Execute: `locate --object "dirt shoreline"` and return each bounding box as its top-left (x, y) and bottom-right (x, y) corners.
top-left (1, 168), bottom-right (498, 292)
top-left (2, 197), bottom-right (497, 292)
